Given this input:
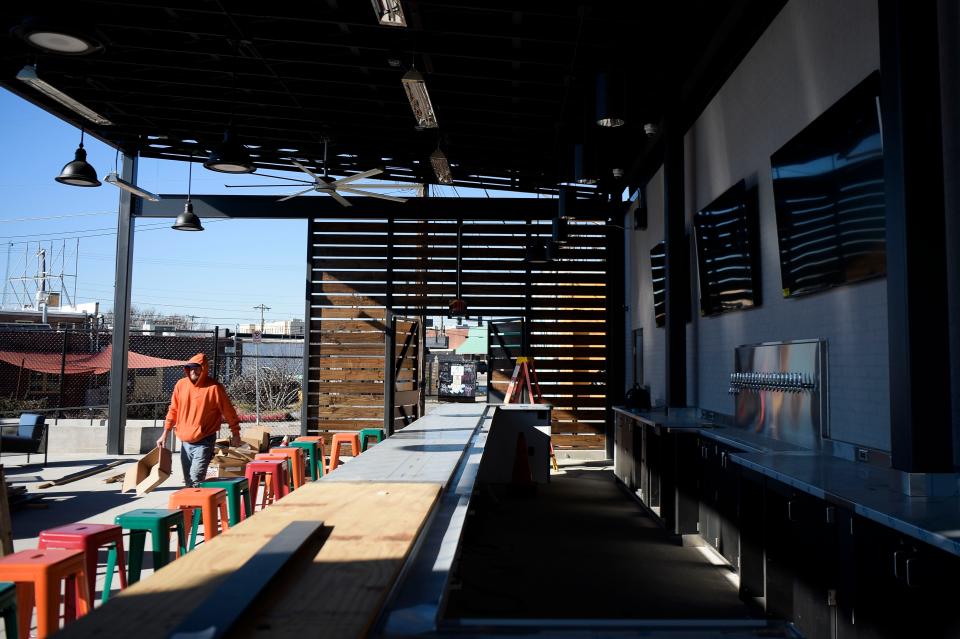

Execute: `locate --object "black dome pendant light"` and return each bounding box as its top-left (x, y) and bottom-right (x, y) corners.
top-left (204, 128), bottom-right (254, 174)
top-left (172, 154), bottom-right (204, 231)
top-left (55, 129), bottom-right (100, 187)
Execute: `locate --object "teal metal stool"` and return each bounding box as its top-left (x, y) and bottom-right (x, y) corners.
top-left (115, 509), bottom-right (188, 584)
top-left (0, 582), bottom-right (17, 639)
top-left (199, 477), bottom-right (253, 526)
top-left (290, 441), bottom-right (321, 480)
top-left (358, 428), bottom-right (386, 452)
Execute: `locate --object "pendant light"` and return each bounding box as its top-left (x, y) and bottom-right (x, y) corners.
top-left (525, 240), bottom-right (549, 265)
top-left (449, 219), bottom-right (467, 317)
top-left (55, 129), bottom-right (100, 187)
top-left (172, 155), bottom-right (204, 231)
top-left (204, 129), bottom-right (255, 173)
top-left (595, 71), bottom-right (626, 128)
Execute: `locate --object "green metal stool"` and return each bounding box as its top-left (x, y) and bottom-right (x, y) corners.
top-left (200, 477), bottom-right (253, 526)
top-left (115, 508), bottom-right (188, 585)
top-left (0, 581), bottom-right (17, 639)
top-left (358, 428), bottom-right (386, 452)
top-left (289, 441), bottom-right (322, 480)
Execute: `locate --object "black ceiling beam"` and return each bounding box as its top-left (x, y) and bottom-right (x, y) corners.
top-left (138, 194), bottom-right (611, 221)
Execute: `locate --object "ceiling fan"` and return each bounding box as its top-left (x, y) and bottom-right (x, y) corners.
top-left (224, 140), bottom-right (414, 207)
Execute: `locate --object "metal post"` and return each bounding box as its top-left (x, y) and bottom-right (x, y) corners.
top-left (301, 219), bottom-right (314, 436)
top-left (107, 153), bottom-right (138, 454)
top-left (663, 114), bottom-right (687, 408)
top-left (605, 209), bottom-right (626, 459)
top-left (213, 325), bottom-right (220, 379)
top-left (384, 310), bottom-right (396, 436)
top-left (880, 0), bottom-right (952, 472)
top-left (57, 329), bottom-right (68, 420)
top-left (255, 339), bottom-right (261, 425)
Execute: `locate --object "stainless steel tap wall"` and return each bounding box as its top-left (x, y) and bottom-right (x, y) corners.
top-left (731, 339), bottom-right (828, 449)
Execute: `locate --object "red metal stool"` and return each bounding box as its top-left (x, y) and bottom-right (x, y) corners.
top-left (0, 548), bottom-right (92, 639)
top-left (168, 487), bottom-right (230, 549)
top-left (294, 435), bottom-right (328, 474)
top-left (244, 459), bottom-right (289, 511)
top-left (268, 447), bottom-right (307, 488)
top-left (328, 432), bottom-right (362, 471)
top-left (37, 523), bottom-right (127, 605)
top-left (255, 453), bottom-right (296, 492)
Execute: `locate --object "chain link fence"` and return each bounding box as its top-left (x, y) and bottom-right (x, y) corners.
top-left (0, 326), bottom-right (304, 441)
top-left (0, 327), bottom-right (221, 422)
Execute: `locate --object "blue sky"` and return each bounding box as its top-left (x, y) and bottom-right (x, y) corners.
top-left (0, 88), bottom-right (555, 331)
top-left (0, 88), bottom-right (324, 330)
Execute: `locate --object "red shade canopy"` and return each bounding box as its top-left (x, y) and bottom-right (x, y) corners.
top-left (0, 345), bottom-right (190, 375)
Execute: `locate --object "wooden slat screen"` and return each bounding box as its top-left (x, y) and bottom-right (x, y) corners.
top-left (306, 214), bottom-right (608, 449)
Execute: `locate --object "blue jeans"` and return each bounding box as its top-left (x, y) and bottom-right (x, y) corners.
top-left (180, 435), bottom-right (216, 487)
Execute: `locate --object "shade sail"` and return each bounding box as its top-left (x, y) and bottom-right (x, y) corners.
top-left (0, 345), bottom-right (189, 375)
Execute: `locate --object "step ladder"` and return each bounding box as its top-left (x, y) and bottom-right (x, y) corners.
top-left (502, 356), bottom-right (558, 471)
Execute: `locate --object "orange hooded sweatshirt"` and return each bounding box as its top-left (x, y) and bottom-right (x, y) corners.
top-left (163, 353), bottom-right (240, 443)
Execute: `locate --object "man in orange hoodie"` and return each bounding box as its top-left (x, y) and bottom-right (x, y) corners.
top-left (158, 353), bottom-right (242, 486)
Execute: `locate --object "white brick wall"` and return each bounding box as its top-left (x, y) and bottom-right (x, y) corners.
top-left (626, 0), bottom-right (890, 450)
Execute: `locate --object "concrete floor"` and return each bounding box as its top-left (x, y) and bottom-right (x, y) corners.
top-left (445, 460), bottom-right (759, 622)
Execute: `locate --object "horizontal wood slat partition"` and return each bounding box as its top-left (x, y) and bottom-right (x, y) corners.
top-left (307, 212), bottom-right (609, 450)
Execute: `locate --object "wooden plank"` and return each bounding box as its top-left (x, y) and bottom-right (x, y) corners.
top-left (313, 407), bottom-right (385, 419)
top-left (308, 320), bottom-right (388, 333)
top-left (312, 282), bottom-right (605, 297)
top-left (314, 308), bottom-right (386, 319)
top-left (56, 482), bottom-right (441, 639)
top-left (313, 332), bottom-right (386, 344)
top-left (309, 394), bottom-right (387, 407)
top-left (551, 421), bottom-right (606, 435)
top-left (393, 389), bottom-right (420, 406)
top-left (316, 382), bottom-right (384, 394)
top-left (309, 345), bottom-right (389, 356)
top-left (551, 433), bottom-right (606, 449)
top-left (311, 257), bottom-right (607, 272)
top-left (310, 357), bottom-right (385, 368)
top-left (316, 369), bottom-right (385, 381)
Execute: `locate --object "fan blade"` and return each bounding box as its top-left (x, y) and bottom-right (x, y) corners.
top-left (252, 173), bottom-right (315, 184)
top-left (329, 191), bottom-right (352, 207)
top-left (277, 187), bottom-right (316, 202)
top-left (289, 159), bottom-right (319, 179)
top-left (339, 187), bottom-right (408, 203)
top-left (333, 168), bottom-right (382, 186)
top-left (225, 184), bottom-right (309, 188)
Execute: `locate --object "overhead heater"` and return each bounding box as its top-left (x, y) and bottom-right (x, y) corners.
top-left (402, 68), bottom-right (439, 130)
top-left (371, 0), bottom-right (407, 27)
top-left (17, 64), bottom-right (112, 126)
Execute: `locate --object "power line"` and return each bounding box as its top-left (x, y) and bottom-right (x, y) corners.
top-left (0, 211), bottom-right (117, 223)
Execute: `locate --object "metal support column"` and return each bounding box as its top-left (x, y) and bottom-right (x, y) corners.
top-left (301, 218), bottom-right (314, 436)
top-left (384, 310), bottom-right (397, 436)
top-left (880, 0), bottom-right (952, 472)
top-left (605, 208), bottom-right (626, 459)
top-left (107, 153), bottom-right (138, 454)
top-left (663, 116), bottom-right (687, 408)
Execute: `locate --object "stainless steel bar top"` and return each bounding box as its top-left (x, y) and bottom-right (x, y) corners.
top-left (729, 452), bottom-right (960, 558)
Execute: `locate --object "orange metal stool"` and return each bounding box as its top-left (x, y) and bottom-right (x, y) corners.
top-left (328, 432), bottom-right (362, 472)
top-left (168, 488), bottom-right (230, 549)
top-left (244, 459), bottom-right (289, 511)
top-left (268, 447), bottom-right (307, 488)
top-left (294, 435), bottom-right (327, 474)
top-left (0, 548), bottom-right (92, 639)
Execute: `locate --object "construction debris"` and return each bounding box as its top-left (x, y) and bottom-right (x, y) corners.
top-left (38, 460), bottom-right (128, 489)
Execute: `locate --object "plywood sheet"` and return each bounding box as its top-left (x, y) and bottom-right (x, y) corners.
top-left (56, 481), bottom-right (440, 639)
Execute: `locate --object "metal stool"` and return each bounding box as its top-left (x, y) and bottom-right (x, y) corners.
top-left (37, 523), bottom-right (127, 605)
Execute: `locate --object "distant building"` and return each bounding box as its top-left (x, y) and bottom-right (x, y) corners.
top-left (243, 318), bottom-right (304, 337)
top-left (0, 303), bottom-right (99, 330)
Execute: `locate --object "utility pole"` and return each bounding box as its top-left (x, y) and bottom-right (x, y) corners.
top-left (253, 303), bottom-right (271, 333)
top-left (251, 304), bottom-right (270, 426)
